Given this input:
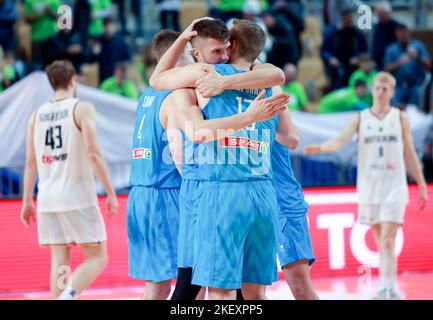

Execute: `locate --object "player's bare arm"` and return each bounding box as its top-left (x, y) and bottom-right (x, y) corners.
top-left (401, 111), bottom-right (428, 209)
top-left (151, 62), bottom-right (285, 95)
top-left (303, 114), bottom-right (361, 155)
top-left (20, 111), bottom-right (37, 229)
top-left (195, 63), bottom-right (285, 98)
top-left (74, 101), bottom-right (118, 216)
top-left (273, 86), bottom-right (299, 149)
top-left (150, 19), bottom-right (284, 93)
top-left (169, 89), bottom-right (288, 144)
top-left (149, 17), bottom-right (213, 89)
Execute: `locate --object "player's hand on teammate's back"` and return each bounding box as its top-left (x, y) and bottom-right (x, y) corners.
top-left (106, 194), bottom-right (118, 217)
top-left (181, 17), bottom-right (214, 41)
top-left (303, 145), bottom-right (322, 156)
top-left (418, 186), bottom-right (428, 210)
top-left (20, 203), bottom-right (36, 229)
top-left (195, 65), bottom-right (224, 98)
top-left (246, 90), bottom-right (289, 123)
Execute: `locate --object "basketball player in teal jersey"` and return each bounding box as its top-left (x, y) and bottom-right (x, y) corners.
top-left (188, 38), bottom-right (319, 300)
top-left (151, 19), bottom-right (297, 300)
top-left (152, 19), bottom-right (318, 300)
top-left (150, 19), bottom-right (289, 300)
top-left (128, 22), bottom-right (289, 300)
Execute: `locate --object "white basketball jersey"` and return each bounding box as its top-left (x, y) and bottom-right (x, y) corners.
top-left (357, 108), bottom-right (409, 204)
top-left (34, 98), bottom-right (98, 212)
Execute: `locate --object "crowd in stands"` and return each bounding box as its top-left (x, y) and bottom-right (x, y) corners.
top-left (0, 0), bottom-right (432, 111)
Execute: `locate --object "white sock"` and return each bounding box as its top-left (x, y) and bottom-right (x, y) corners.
top-left (387, 278), bottom-right (397, 291)
top-left (59, 286), bottom-right (78, 300)
top-left (379, 276), bottom-right (397, 291)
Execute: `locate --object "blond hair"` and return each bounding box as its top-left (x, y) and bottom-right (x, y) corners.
top-left (374, 71), bottom-right (396, 88)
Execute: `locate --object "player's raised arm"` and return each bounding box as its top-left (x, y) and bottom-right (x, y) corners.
top-left (151, 18), bottom-right (284, 94)
top-left (20, 111), bottom-right (37, 229)
top-left (150, 63), bottom-right (212, 90)
top-left (400, 111), bottom-right (428, 210)
top-left (151, 61), bottom-right (285, 94)
top-left (74, 101), bottom-right (118, 217)
top-left (303, 114), bottom-right (361, 155)
top-left (150, 17), bottom-right (213, 89)
top-left (195, 63), bottom-right (285, 98)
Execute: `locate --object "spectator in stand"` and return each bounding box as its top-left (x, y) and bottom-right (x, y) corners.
top-left (91, 17), bottom-right (132, 84)
top-left (320, 7), bottom-right (368, 90)
top-left (135, 44), bottom-right (156, 89)
top-left (211, 0), bottom-right (245, 22)
top-left (114, 0), bottom-right (144, 38)
top-left (349, 54), bottom-right (377, 89)
top-left (280, 63), bottom-right (308, 111)
top-left (24, 0), bottom-right (61, 71)
top-left (384, 24), bottom-right (431, 110)
top-left (318, 79), bottom-right (370, 114)
top-left (226, 0), bottom-right (272, 62)
top-left (157, 0), bottom-right (181, 32)
top-left (88, 0), bottom-right (113, 39)
top-left (212, 0), bottom-right (268, 22)
top-left (135, 45), bottom-right (156, 92)
top-left (348, 54), bottom-right (377, 108)
top-left (0, 0), bottom-right (18, 53)
top-left (262, 10), bottom-right (300, 68)
top-left (132, 0), bottom-right (145, 39)
top-left (269, 0), bottom-right (304, 59)
top-left (73, 0), bottom-right (91, 54)
top-left (0, 51), bottom-right (19, 92)
top-left (45, 28), bottom-right (85, 72)
top-left (100, 62), bottom-right (139, 99)
top-left (322, 0), bottom-right (352, 27)
top-left (371, 1), bottom-right (399, 71)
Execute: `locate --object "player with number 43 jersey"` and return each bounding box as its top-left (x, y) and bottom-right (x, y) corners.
top-left (21, 60), bottom-right (118, 300)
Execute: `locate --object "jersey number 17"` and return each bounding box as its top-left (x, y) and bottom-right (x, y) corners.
top-left (236, 96), bottom-right (255, 130)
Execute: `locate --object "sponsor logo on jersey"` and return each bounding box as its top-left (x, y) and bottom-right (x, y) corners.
top-left (141, 96), bottom-right (156, 108)
top-left (219, 137), bottom-right (269, 153)
top-left (133, 148), bottom-right (152, 159)
top-left (370, 162), bottom-right (396, 171)
top-left (42, 153), bottom-right (68, 164)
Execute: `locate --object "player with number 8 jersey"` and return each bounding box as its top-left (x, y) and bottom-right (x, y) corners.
top-left (303, 71), bottom-right (428, 300)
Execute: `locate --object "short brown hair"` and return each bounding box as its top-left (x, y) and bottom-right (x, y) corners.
top-left (152, 29), bottom-right (181, 61)
top-left (46, 60), bottom-right (76, 90)
top-left (230, 19), bottom-right (266, 62)
top-left (191, 19), bottom-right (230, 47)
